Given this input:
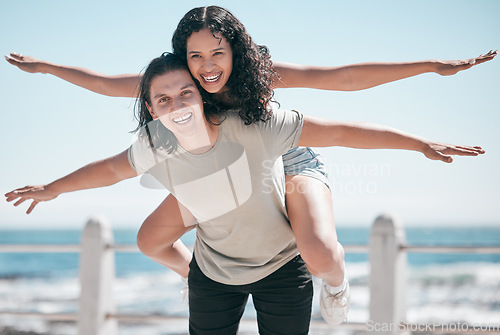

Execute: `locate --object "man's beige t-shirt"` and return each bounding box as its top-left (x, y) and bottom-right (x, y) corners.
top-left (128, 109), bottom-right (303, 285)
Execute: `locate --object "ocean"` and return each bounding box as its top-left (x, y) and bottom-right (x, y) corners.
top-left (0, 226), bottom-right (499, 334)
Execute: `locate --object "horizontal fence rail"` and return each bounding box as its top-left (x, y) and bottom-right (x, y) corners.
top-left (0, 244), bottom-right (81, 252)
top-left (3, 243), bottom-right (500, 254)
top-left (403, 245), bottom-right (500, 253)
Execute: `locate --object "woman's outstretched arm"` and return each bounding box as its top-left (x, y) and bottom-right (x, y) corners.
top-left (298, 115), bottom-right (485, 163)
top-left (5, 53), bottom-right (141, 97)
top-left (273, 50), bottom-right (496, 91)
top-left (7, 51), bottom-right (496, 97)
top-left (4, 149), bottom-right (136, 214)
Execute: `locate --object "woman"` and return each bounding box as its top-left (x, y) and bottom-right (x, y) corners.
top-left (5, 53), bottom-right (485, 334)
top-left (4, 5), bottom-right (496, 325)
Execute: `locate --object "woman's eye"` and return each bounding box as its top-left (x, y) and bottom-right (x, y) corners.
top-left (159, 97), bottom-right (169, 103)
top-left (214, 51), bottom-right (223, 56)
top-left (190, 54), bottom-right (201, 59)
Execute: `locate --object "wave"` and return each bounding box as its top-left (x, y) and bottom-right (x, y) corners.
top-left (1, 261), bottom-right (499, 333)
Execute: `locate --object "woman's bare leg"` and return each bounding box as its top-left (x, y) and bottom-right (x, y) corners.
top-left (136, 193), bottom-right (195, 278)
top-left (285, 175), bottom-right (345, 286)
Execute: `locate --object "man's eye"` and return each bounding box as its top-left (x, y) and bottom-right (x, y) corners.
top-left (181, 90), bottom-right (192, 96)
top-left (159, 97), bottom-right (169, 103)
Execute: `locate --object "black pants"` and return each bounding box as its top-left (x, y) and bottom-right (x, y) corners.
top-left (188, 255), bottom-right (313, 335)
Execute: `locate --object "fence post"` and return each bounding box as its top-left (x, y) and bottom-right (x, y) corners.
top-left (369, 213), bottom-right (407, 332)
top-left (78, 216), bottom-right (117, 335)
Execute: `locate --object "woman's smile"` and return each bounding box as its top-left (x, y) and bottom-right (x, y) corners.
top-left (187, 29), bottom-right (233, 94)
top-left (200, 71), bottom-right (223, 85)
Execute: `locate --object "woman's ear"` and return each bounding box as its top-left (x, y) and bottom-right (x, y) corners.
top-left (146, 102), bottom-right (158, 120)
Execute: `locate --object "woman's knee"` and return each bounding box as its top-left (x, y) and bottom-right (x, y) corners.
top-left (137, 195), bottom-right (189, 257)
top-left (136, 217), bottom-right (159, 257)
top-left (136, 214), bottom-right (179, 257)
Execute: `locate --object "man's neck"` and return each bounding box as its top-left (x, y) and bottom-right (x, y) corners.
top-left (178, 121), bottom-right (219, 155)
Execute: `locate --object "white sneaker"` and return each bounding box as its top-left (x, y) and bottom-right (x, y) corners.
top-left (319, 279), bottom-right (350, 325)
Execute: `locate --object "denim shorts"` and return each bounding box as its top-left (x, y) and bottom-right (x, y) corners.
top-left (282, 147), bottom-right (330, 188)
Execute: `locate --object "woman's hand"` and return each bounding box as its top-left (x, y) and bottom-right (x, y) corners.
top-left (4, 185), bottom-right (59, 214)
top-left (421, 142), bottom-right (485, 163)
top-left (5, 52), bottom-right (141, 97)
top-left (4, 52), bottom-right (47, 74)
top-left (434, 50), bottom-right (497, 76)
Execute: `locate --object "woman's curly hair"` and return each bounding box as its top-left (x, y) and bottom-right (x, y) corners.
top-left (172, 6), bottom-right (279, 125)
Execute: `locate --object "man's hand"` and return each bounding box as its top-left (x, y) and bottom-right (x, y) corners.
top-left (5, 185), bottom-right (59, 214)
top-left (421, 142), bottom-right (485, 163)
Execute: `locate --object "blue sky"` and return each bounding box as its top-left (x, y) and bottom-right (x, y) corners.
top-left (1, 0), bottom-right (499, 229)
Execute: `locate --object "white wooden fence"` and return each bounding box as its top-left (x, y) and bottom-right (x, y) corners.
top-left (1, 214), bottom-right (499, 334)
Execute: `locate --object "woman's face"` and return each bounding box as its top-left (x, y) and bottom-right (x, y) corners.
top-left (186, 28), bottom-right (233, 94)
top-left (147, 69), bottom-right (205, 139)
